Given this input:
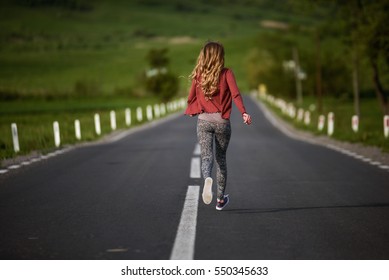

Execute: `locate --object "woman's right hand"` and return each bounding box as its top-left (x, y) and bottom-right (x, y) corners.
top-left (243, 113), bottom-right (252, 125)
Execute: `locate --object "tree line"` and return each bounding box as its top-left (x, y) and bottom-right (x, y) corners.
top-left (248, 0), bottom-right (389, 115)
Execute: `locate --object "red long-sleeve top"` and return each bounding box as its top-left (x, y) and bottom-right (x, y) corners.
top-left (184, 68), bottom-right (247, 120)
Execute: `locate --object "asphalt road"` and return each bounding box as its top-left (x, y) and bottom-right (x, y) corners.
top-left (1, 97), bottom-right (389, 260)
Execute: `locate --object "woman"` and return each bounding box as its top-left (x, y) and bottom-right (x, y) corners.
top-left (185, 41), bottom-right (252, 211)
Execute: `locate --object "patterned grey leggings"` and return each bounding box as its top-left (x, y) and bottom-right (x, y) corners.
top-left (197, 119), bottom-right (231, 200)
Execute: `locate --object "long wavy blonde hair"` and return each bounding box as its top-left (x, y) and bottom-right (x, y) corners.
top-left (190, 41), bottom-right (225, 100)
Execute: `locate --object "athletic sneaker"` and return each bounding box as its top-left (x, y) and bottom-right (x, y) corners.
top-left (216, 195), bottom-right (229, 211)
top-left (202, 177), bottom-right (213, 204)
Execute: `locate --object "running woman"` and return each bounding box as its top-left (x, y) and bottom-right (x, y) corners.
top-left (185, 41), bottom-right (252, 210)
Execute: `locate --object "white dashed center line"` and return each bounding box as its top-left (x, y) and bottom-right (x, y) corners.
top-left (170, 185), bottom-right (200, 260)
top-left (190, 157), bottom-right (201, 178)
top-left (171, 143), bottom-right (203, 260)
top-left (193, 143), bottom-right (200, 155)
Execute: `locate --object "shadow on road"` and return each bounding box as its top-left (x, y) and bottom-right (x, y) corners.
top-left (223, 202), bottom-right (389, 214)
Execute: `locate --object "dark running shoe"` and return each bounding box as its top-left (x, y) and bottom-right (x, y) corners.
top-left (216, 195), bottom-right (229, 211)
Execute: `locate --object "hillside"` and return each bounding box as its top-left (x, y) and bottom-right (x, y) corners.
top-left (0, 0), bottom-right (316, 97)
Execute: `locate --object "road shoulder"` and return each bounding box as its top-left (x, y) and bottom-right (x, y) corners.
top-left (253, 96), bottom-right (389, 166)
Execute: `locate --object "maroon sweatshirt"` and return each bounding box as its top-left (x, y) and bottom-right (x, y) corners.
top-left (184, 68), bottom-right (247, 120)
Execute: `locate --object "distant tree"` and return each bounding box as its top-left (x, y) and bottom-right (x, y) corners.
top-left (332, 0), bottom-right (389, 114)
top-left (146, 48), bottom-right (169, 69)
top-left (291, 0), bottom-right (389, 115)
top-left (144, 48), bottom-right (178, 101)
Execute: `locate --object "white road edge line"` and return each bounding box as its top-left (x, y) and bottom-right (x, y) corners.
top-left (0, 114), bottom-right (182, 176)
top-left (170, 185), bottom-right (200, 260)
top-left (190, 157), bottom-right (201, 178)
top-left (8, 165), bottom-right (20, 170)
top-left (108, 112), bottom-right (182, 143)
top-left (255, 98), bottom-right (389, 172)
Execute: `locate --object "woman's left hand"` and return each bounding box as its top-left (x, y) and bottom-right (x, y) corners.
top-left (243, 113), bottom-right (252, 125)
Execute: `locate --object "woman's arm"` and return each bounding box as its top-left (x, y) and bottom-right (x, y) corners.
top-left (226, 69), bottom-right (252, 125)
top-left (187, 79), bottom-right (197, 104)
top-left (184, 79), bottom-right (200, 116)
top-left (226, 69), bottom-right (246, 114)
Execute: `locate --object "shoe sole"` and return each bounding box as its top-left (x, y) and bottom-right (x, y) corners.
top-left (202, 177), bottom-right (213, 204)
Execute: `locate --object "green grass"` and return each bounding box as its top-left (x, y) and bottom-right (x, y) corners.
top-left (0, 96), bottom-right (182, 161)
top-left (0, 0), bottom-right (316, 96)
top-left (259, 94), bottom-right (389, 152)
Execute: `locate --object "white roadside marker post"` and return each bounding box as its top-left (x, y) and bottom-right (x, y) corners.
top-left (259, 83), bottom-right (267, 98)
top-left (94, 114), bottom-right (101, 135)
top-left (304, 111), bottom-right (311, 126)
top-left (125, 108), bottom-right (131, 126)
top-left (288, 104), bottom-right (296, 118)
top-left (75, 120), bottom-right (81, 140)
top-left (110, 110), bottom-right (116, 130)
top-left (384, 115), bottom-right (389, 138)
top-left (297, 108), bottom-right (304, 122)
top-left (146, 105), bottom-right (153, 121)
top-left (53, 121), bottom-right (61, 147)
top-left (154, 104), bottom-right (160, 119)
top-left (318, 115), bottom-right (325, 131)
top-left (136, 107), bottom-right (143, 122)
top-left (327, 112), bottom-right (334, 136)
top-left (352, 115), bottom-right (359, 133)
top-left (180, 98), bottom-right (186, 109)
top-left (160, 103), bottom-right (166, 116)
top-left (11, 123), bottom-right (20, 153)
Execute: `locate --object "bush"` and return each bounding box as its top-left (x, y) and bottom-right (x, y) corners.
top-left (143, 48), bottom-right (179, 101)
top-left (144, 71), bottom-right (178, 101)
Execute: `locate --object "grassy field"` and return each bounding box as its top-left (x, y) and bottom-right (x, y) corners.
top-left (0, 0), bottom-right (305, 96)
top-left (0, 97), bottom-right (186, 161)
top-left (259, 93), bottom-right (389, 152)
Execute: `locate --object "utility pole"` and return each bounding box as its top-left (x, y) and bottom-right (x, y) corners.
top-left (315, 31), bottom-right (323, 114)
top-left (352, 51), bottom-right (360, 117)
top-left (293, 47), bottom-right (303, 106)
